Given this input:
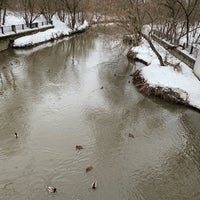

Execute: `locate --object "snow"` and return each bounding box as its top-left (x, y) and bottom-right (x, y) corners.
top-left (14, 37), bottom-right (70, 56)
top-left (51, 14), bottom-right (72, 33)
top-left (4, 11), bottom-right (46, 25)
top-left (132, 45), bottom-right (154, 65)
top-left (12, 14), bottom-right (88, 47)
top-left (13, 29), bottom-right (64, 47)
top-left (4, 11), bottom-right (25, 25)
top-left (142, 25), bottom-right (151, 35)
top-left (132, 39), bottom-right (200, 110)
top-left (76, 20), bottom-right (89, 31)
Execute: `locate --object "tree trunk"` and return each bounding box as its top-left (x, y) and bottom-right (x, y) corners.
top-left (2, 7), bottom-right (6, 25)
top-left (141, 32), bottom-right (165, 66)
top-left (186, 15), bottom-right (189, 48)
top-left (0, 9), bottom-right (2, 25)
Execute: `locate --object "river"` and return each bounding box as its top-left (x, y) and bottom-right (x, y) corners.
top-left (0, 26), bottom-right (200, 200)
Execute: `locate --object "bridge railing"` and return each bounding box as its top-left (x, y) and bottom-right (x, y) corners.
top-left (0, 20), bottom-right (53, 35)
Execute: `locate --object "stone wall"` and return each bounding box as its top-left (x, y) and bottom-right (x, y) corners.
top-left (152, 35), bottom-right (195, 69)
top-left (0, 38), bottom-right (10, 52)
top-left (194, 52), bottom-right (200, 80)
top-left (0, 25), bottom-right (54, 52)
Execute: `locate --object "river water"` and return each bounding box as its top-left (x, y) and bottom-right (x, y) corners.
top-left (0, 27), bottom-right (200, 200)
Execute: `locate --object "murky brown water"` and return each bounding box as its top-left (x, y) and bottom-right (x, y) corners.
top-left (0, 27), bottom-right (200, 200)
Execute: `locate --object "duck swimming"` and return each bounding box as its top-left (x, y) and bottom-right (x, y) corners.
top-left (91, 181), bottom-right (97, 189)
top-left (14, 132), bottom-right (18, 138)
top-left (86, 166), bottom-right (93, 172)
top-left (47, 186), bottom-right (57, 193)
top-left (128, 133), bottom-right (134, 138)
top-left (76, 145), bottom-right (83, 150)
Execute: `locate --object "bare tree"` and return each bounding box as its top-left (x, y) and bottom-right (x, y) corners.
top-left (177, 0), bottom-right (199, 47)
top-left (40, 0), bottom-right (56, 23)
top-left (115, 0), bottom-right (165, 65)
top-left (0, 0), bottom-right (7, 25)
top-left (56, 0), bottom-right (68, 22)
top-left (158, 0), bottom-right (182, 44)
top-left (65, 0), bottom-right (82, 29)
top-left (20, 0), bottom-right (41, 28)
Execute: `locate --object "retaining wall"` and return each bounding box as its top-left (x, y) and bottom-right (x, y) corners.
top-left (0, 25), bottom-right (54, 52)
top-left (152, 35), bottom-right (196, 69)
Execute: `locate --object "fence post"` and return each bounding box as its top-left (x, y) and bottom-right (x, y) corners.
top-left (0, 27), bottom-right (4, 34)
top-left (36, 22), bottom-right (38, 28)
top-left (182, 43), bottom-right (185, 50)
top-left (11, 25), bottom-right (16, 33)
top-left (190, 46), bottom-right (194, 54)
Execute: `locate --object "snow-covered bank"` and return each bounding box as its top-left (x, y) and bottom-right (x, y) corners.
top-left (13, 15), bottom-right (89, 48)
top-left (131, 40), bottom-right (200, 110)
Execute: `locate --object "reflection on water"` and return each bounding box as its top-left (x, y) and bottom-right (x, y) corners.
top-left (0, 27), bottom-right (200, 200)
top-left (0, 52), bottom-right (18, 94)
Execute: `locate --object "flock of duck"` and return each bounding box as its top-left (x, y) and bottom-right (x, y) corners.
top-left (46, 145), bottom-right (97, 194)
top-left (14, 133), bottom-right (97, 194)
top-left (14, 131), bottom-right (134, 195)
top-left (75, 145), bottom-right (97, 191)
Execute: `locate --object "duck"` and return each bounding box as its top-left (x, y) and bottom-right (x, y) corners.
top-left (86, 166), bottom-right (93, 173)
top-left (47, 186), bottom-right (57, 193)
top-left (14, 132), bottom-right (18, 138)
top-left (76, 145), bottom-right (83, 150)
top-left (91, 181), bottom-right (97, 189)
top-left (128, 133), bottom-right (134, 138)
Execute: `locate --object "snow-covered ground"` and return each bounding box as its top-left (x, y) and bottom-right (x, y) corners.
top-left (13, 15), bottom-right (88, 47)
top-left (3, 11), bottom-right (24, 25)
top-left (1, 11), bottom-right (50, 35)
top-left (4, 11), bottom-right (46, 25)
top-left (131, 39), bottom-right (200, 110)
top-left (0, 11), bottom-right (88, 47)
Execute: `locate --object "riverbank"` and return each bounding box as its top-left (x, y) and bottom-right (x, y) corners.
top-left (129, 39), bottom-right (200, 110)
top-left (12, 15), bottom-right (88, 48)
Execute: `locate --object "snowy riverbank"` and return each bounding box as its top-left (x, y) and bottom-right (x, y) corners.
top-left (131, 39), bottom-right (200, 110)
top-left (12, 15), bottom-right (88, 48)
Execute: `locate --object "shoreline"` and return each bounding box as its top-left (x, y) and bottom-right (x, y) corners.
top-left (127, 39), bottom-right (200, 111)
top-left (133, 69), bottom-right (189, 106)
top-left (11, 17), bottom-right (89, 49)
top-left (11, 28), bottom-right (87, 49)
